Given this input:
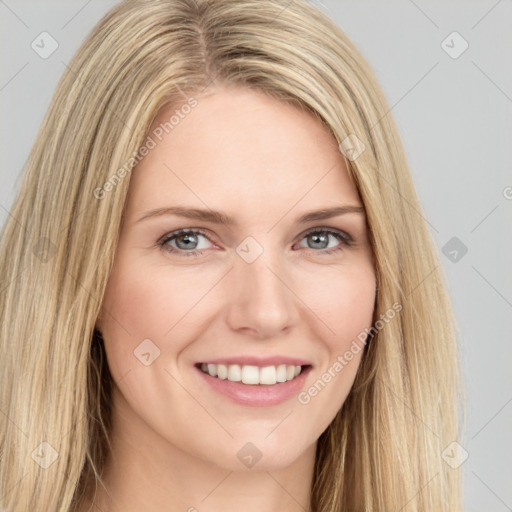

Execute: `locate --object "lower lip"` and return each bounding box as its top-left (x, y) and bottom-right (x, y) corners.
top-left (195, 365), bottom-right (312, 407)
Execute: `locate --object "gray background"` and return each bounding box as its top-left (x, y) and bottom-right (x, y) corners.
top-left (1, 1), bottom-right (511, 510)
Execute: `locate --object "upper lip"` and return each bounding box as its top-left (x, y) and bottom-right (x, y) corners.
top-left (197, 356), bottom-right (312, 367)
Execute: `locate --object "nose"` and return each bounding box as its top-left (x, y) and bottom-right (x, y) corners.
top-left (225, 245), bottom-right (298, 339)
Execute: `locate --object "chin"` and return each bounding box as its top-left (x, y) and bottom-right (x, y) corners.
top-left (197, 435), bottom-right (314, 473)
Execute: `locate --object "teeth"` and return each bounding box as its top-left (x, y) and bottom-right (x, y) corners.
top-left (242, 365), bottom-right (259, 385)
top-left (276, 364), bottom-right (287, 383)
top-left (260, 365), bottom-right (277, 385)
top-left (227, 364), bottom-right (242, 382)
top-left (217, 364), bottom-right (228, 380)
top-left (199, 363), bottom-right (305, 385)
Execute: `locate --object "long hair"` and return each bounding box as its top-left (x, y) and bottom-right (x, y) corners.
top-left (0, 1), bottom-right (465, 510)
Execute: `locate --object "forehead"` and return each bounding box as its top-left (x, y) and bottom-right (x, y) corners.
top-left (125, 86), bottom-right (361, 222)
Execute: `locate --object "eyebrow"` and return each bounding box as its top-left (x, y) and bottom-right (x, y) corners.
top-left (136, 205), bottom-right (365, 226)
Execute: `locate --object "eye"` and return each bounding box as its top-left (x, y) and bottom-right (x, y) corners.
top-left (158, 228), bottom-right (213, 257)
top-left (158, 227), bottom-right (352, 258)
top-left (296, 227), bottom-right (352, 255)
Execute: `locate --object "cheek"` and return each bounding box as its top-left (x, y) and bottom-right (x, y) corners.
top-left (292, 261), bottom-right (375, 431)
top-left (324, 262), bottom-right (376, 382)
top-left (303, 259), bottom-right (376, 349)
top-left (100, 250), bottom-right (376, 372)
top-left (96, 248), bottom-right (376, 468)
top-left (98, 252), bottom-right (227, 380)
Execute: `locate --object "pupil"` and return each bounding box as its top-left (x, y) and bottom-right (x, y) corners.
top-left (179, 233), bottom-right (196, 249)
top-left (311, 233), bottom-right (327, 248)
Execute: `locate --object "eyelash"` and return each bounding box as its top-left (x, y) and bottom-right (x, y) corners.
top-left (158, 227), bottom-right (353, 258)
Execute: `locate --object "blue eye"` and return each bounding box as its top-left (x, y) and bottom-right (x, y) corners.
top-left (158, 227), bottom-right (352, 258)
top-left (298, 228), bottom-right (352, 255)
top-left (159, 228), bottom-right (212, 257)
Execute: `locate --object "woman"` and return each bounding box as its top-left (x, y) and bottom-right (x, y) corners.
top-left (0, 0), bottom-right (464, 510)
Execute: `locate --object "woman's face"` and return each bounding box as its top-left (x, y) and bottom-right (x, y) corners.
top-left (97, 86), bottom-right (376, 471)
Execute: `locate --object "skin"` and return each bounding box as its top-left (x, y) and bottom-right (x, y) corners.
top-left (88, 85), bottom-right (376, 512)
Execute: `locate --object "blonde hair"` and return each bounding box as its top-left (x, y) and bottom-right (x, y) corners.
top-left (0, 0), bottom-right (465, 510)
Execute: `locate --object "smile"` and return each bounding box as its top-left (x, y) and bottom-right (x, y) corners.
top-left (198, 363), bottom-right (306, 385)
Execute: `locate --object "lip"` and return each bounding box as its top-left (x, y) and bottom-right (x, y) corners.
top-left (195, 363), bottom-right (313, 407)
top-left (198, 356), bottom-right (312, 367)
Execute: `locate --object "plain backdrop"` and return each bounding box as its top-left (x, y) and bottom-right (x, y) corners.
top-left (1, 1), bottom-right (511, 510)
